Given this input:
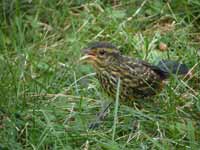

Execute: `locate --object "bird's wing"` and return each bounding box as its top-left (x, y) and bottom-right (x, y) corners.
top-left (121, 57), bottom-right (166, 78)
top-left (118, 58), bottom-right (162, 98)
top-left (137, 59), bottom-right (169, 80)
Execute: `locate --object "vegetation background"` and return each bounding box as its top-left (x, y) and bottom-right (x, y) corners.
top-left (0, 0), bottom-right (200, 149)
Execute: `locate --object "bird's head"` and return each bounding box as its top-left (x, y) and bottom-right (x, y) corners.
top-left (80, 42), bottom-right (121, 68)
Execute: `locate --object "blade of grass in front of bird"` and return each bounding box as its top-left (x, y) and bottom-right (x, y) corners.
top-left (73, 71), bottom-right (79, 95)
top-left (112, 78), bottom-right (121, 141)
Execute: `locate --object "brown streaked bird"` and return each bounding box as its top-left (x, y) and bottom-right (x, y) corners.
top-left (80, 42), bottom-right (189, 105)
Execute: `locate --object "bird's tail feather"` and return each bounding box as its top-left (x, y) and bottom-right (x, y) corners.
top-left (157, 60), bottom-right (189, 79)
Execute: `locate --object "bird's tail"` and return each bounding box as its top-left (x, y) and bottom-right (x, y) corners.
top-left (157, 60), bottom-right (189, 79)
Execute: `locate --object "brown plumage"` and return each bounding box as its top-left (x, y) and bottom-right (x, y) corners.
top-left (80, 42), bottom-right (188, 105)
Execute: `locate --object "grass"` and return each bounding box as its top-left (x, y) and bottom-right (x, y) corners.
top-left (0, 0), bottom-right (200, 149)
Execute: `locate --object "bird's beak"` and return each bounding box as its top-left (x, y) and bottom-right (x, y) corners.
top-left (79, 48), bottom-right (96, 62)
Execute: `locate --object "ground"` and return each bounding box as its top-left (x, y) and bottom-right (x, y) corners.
top-left (0, 0), bottom-right (200, 149)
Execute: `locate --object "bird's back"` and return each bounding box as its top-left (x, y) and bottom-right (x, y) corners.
top-left (96, 56), bottom-right (165, 103)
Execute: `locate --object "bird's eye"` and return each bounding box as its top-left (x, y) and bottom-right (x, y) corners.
top-left (99, 50), bottom-right (105, 55)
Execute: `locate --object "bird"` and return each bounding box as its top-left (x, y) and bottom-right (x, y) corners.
top-left (80, 42), bottom-right (189, 103)
top-left (79, 41), bottom-right (189, 128)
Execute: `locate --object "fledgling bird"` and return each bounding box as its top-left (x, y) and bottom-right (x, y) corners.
top-left (80, 42), bottom-right (189, 106)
